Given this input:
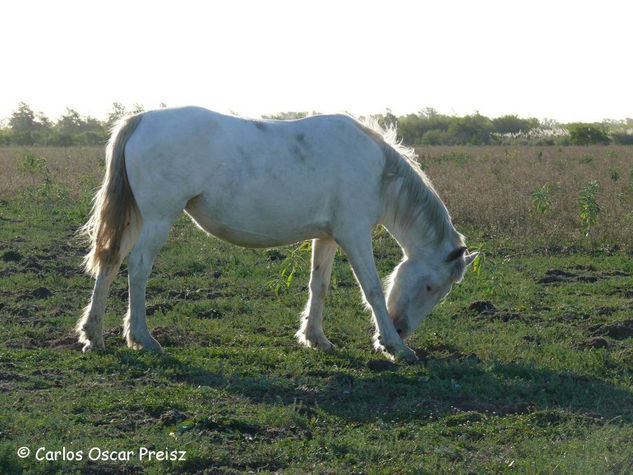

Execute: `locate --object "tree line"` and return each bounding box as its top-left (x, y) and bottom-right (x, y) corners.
top-left (0, 102), bottom-right (148, 147)
top-left (1, 102), bottom-right (632, 147)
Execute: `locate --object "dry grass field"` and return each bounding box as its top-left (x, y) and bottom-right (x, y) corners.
top-left (2, 145), bottom-right (632, 251)
top-left (419, 146), bottom-right (633, 251)
top-left (0, 147), bottom-right (102, 197)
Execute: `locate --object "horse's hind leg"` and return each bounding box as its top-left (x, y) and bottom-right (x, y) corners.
top-left (76, 213), bottom-right (140, 352)
top-left (296, 238), bottom-right (338, 351)
top-left (124, 218), bottom-right (174, 351)
top-left (77, 263), bottom-right (120, 352)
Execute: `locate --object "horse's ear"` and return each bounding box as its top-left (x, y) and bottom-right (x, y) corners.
top-left (464, 252), bottom-right (479, 267)
top-left (445, 246), bottom-right (467, 262)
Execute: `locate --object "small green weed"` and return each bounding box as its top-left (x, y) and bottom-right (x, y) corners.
top-left (578, 181), bottom-right (600, 235)
top-left (270, 240), bottom-right (311, 296)
top-left (532, 183), bottom-right (554, 215)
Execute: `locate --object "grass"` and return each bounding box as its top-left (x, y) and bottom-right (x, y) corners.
top-left (417, 145), bottom-right (633, 251)
top-left (1, 146), bottom-right (633, 473)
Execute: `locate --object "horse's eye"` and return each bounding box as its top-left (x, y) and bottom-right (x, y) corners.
top-left (426, 285), bottom-right (432, 292)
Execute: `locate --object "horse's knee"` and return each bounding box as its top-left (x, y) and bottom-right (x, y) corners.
top-left (127, 251), bottom-right (152, 278)
top-left (309, 280), bottom-right (328, 298)
top-left (363, 286), bottom-right (384, 305)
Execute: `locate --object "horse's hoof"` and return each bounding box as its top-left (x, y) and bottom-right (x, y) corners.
top-left (317, 340), bottom-right (336, 353)
top-left (296, 330), bottom-right (335, 352)
top-left (394, 346), bottom-right (418, 364)
top-left (81, 340), bottom-right (105, 353)
top-left (375, 338), bottom-right (417, 363)
top-left (127, 336), bottom-right (163, 352)
top-left (142, 339), bottom-right (163, 353)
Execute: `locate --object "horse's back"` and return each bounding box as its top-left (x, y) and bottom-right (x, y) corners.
top-left (124, 107), bottom-right (386, 246)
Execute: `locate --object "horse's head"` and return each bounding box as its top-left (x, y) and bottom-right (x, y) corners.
top-left (385, 246), bottom-right (478, 339)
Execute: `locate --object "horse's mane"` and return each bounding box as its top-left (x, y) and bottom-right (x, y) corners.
top-left (352, 117), bottom-right (464, 248)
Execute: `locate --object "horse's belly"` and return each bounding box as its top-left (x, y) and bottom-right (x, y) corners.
top-left (184, 193), bottom-right (331, 248)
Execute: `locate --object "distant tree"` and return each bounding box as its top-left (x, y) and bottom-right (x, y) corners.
top-left (420, 128), bottom-right (451, 145)
top-left (447, 113), bottom-right (494, 145)
top-left (397, 114), bottom-right (426, 144)
top-left (47, 131), bottom-right (74, 147)
top-left (36, 112), bottom-right (52, 130)
top-left (0, 130), bottom-right (10, 146)
top-left (9, 102), bottom-right (40, 131)
top-left (492, 115), bottom-right (539, 134)
top-left (419, 107), bottom-right (440, 119)
top-left (106, 102), bottom-right (128, 128)
top-left (397, 110), bottom-right (452, 145)
top-left (56, 108), bottom-right (84, 134)
top-left (376, 109), bottom-right (398, 129)
top-left (49, 108), bottom-right (105, 145)
top-left (11, 131), bottom-right (36, 146)
top-left (130, 103), bottom-right (145, 115)
top-left (568, 124), bottom-right (610, 145)
top-left (611, 132), bottom-right (633, 145)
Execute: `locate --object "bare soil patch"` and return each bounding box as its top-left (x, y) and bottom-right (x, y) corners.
top-left (590, 320), bottom-right (633, 340)
top-left (575, 337), bottom-right (610, 350)
top-left (467, 301), bottom-right (538, 323)
top-left (538, 268), bottom-right (631, 284)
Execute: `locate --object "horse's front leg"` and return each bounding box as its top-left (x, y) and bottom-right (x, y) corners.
top-left (296, 238), bottom-right (338, 351)
top-left (337, 232), bottom-right (417, 363)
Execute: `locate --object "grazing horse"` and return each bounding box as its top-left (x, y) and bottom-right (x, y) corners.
top-left (77, 107), bottom-right (477, 361)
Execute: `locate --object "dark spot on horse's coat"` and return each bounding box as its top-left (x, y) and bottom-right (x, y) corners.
top-left (253, 121), bottom-right (266, 131)
top-left (237, 147), bottom-right (249, 160)
top-left (236, 147), bottom-right (257, 177)
top-left (293, 145), bottom-right (307, 162)
top-left (291, 133), bottom-right (313, 164)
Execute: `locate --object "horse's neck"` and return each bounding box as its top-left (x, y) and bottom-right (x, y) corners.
top-left (381, 213), bottom-right (437, 257)
top-left (379, 184), bottom-right (456, 257)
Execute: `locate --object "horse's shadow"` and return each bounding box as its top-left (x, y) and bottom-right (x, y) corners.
top-left (115, 348), bottom-right (633, 426)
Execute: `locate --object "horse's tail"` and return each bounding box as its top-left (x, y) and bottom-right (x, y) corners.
top-left (81, 114), bottom-right (144, 277)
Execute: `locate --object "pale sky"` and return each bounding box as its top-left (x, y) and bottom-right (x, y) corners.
top-left (2, 0), bottom-right (632, 123)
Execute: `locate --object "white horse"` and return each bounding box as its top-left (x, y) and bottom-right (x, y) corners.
top-left (77, 107), bottom-right (477, 362)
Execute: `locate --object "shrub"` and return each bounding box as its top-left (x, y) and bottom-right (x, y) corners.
top-left (447, 114), bottom-right (494, 145)
top-left (10, 131), bottom-right (35, 146)
top-left (48, 132), bottom-right (75, 147)
top-left (568, 124), bottom-right (610, 145)
top-left (76, 131), bottom-right (107, 145)
top-left (492, 115), bottom-right (539, 134)
top-left (0, 130), bottom-right (10, 146)
top-left (16, 150), bottom-right (49, 182)
top-left (611, 132), bottom-right (633, 145)
top-left (420, 129), bottom-right (451, 145)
